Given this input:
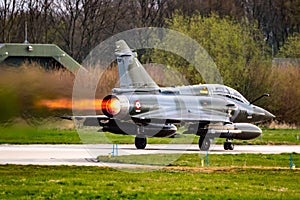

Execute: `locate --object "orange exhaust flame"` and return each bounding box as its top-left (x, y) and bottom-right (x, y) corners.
top-left (101, 98), bottom-right (121, 116)
top-left (36, 98), bottom-right (103, 110)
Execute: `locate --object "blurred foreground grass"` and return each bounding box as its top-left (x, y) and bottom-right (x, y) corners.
top-left (0, 165), bottom-right (299, 199)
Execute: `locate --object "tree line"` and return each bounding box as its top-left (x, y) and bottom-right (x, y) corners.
top-left (151, 13), bottom-right (300, 125)
top-left (1, 0), bottom-right (299, 61)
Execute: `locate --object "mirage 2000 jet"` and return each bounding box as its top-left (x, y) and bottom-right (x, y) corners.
top-left (63, 40), bottom-right (274, 151)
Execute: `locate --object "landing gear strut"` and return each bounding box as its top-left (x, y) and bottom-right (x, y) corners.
top-left (224, 139), bottom-right (234, 150)
top-left (135, 137), bottom-right (147, 149)
top-left (199, 136), bottom-right (210, 151)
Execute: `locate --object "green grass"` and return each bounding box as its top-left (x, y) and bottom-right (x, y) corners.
top-left (0, 124), bottom-right (300, 145)
top-left (0, 126), bottom-right (81, 144)
top-left (0, 165), bottom-right (299, 199)
top-left (97, 153), bottom-right (300, 168)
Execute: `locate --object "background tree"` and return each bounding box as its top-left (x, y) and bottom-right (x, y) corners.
top-left (152, 13), bottom-right (269, 96)
top-left (267, 65), bottom-right (300, 125)
top-left (1, 0), bottom-right (299, 59)
top-left (0, 0), bottom-right (25, 42)
top-left (278, 33), bottom-right (300, 58)
top-left (245, 0), bottom-right (300, 55)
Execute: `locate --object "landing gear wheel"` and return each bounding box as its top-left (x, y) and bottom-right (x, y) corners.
top-left (199, 136), bottom-right (210, 151)
top-left (224, 141), bottom-right (234, 150)
top-left (135, 137), bottom-right (147, 149)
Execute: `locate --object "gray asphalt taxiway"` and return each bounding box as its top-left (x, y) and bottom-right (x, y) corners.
top-left (0, 144), bottom-right (299, 167)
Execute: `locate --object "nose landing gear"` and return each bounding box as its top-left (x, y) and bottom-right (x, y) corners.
top-left (135, 137), bottom-right (147, 149)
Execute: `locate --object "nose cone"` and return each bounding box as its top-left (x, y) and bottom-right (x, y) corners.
top-left (253, 106), bottom-right (275, 122)
top-left (264, 110), bottom-right (275, 120)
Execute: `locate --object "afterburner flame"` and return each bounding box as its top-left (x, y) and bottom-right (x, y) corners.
top-left (36, 98), bottom-right (102, 110)
top-left (102, 98), bottom-right (121, 116)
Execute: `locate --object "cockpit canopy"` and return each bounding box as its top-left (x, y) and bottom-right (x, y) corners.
top-left (205, 84), bottom-right (249, 104)
top-left (163, 84), bottom-right (249, 104)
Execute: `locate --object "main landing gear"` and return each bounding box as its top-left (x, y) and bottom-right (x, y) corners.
top-left (224, 139), bottom-right (234, 150)
top-left (135, 137), bottom-right (147, 149)
top-left (199, 136), bottom-right (210, 151)
top-left (199, 137), bottom-right (235, 151)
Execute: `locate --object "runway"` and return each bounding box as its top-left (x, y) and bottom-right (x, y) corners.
top-left (0, 144), bottom-right (299, 167)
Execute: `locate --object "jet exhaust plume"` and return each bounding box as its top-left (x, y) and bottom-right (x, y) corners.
top-left (36, 98), bottom-right (103, 110)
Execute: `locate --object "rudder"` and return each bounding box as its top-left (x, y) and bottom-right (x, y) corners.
top-left (115, 40), bottom-right (159, 89)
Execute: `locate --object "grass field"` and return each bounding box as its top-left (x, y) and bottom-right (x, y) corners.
top-left (1, 125), bottom-right (300, 199)
top-left (0, 125), bottom-right (299, 145)
top-left (97, 153), bottom-right (300, 168)
top-left (0, 125), bottom-right (81, 144)
top-left (0, 165), bottom-right (299, 199)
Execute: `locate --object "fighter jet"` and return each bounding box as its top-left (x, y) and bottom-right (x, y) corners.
top-left (64, 40), bottom-right (274, 151)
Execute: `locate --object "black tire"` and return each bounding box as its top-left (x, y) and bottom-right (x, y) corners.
top-left (199, 136), bottom-right (210, 151)
top-left (224, 142), bottom-right (234, 150)
top-left (224, 142), bottom-right (229, 150)
top-left (135, 137), bottom-right (147, 149)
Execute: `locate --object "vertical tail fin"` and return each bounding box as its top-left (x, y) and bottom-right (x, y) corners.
top-left (115, 40), bottom-right (159, 89)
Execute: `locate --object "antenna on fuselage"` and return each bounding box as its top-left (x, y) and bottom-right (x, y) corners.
top-left (250, 93), bottom-right (270, 105)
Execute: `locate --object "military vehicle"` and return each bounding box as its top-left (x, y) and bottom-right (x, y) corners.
top-left (64, 40), bottom-right (274, 151)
